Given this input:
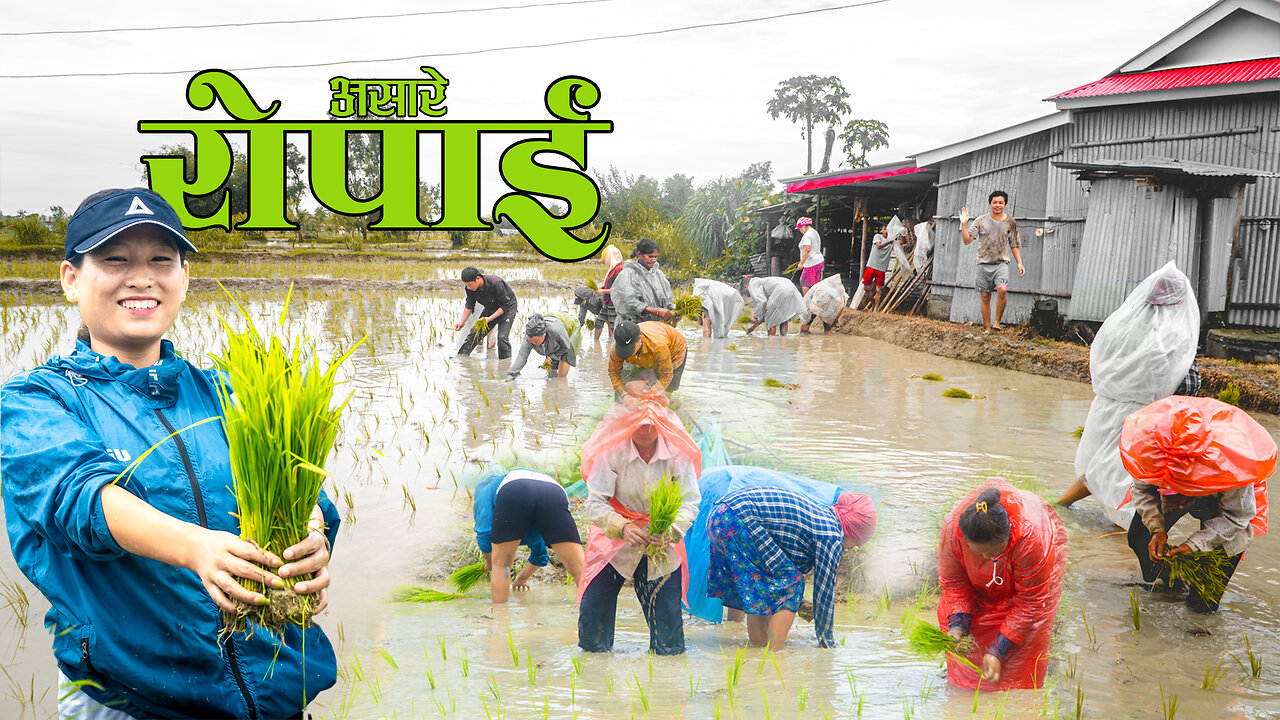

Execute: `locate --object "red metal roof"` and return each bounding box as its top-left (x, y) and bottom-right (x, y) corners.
top-left (784, 165), bottom-right (928, 193)
top-left (1047, 57), bottom-right (1280, 100)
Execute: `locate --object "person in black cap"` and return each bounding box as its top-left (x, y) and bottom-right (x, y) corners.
top-left (2, 188), bottom-right (340, 717)
top-left (608, 320), bottom-right (687, 396)
top-left (610, 238), bottom-right (676, 324)
top-left (453, 267), bottom-right (519, 359)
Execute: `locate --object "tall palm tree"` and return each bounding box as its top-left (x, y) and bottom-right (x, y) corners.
top-left (766, 75), bottom-right (850, 174)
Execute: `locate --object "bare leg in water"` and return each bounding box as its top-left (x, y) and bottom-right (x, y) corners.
top-left (1057, 475), bottom-right (1092, 506)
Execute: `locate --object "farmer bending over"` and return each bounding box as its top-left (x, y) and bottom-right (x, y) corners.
top-left (453, 266), bottom-right (519, 359)
top-left (608, 320), bottom-right (688, 397)
top-left (507, 313), bottom-right (582, 380)
top-left (473, 468), bottom-right (585, 603)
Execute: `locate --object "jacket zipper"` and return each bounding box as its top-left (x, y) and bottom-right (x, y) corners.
top-left (81, 637), bottom-right (97, 675)
top-left (154, 410), bottom-right (258, 720)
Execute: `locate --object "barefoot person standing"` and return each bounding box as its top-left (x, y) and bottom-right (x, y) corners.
top-left (960, 191), bottom-right (1024, 333)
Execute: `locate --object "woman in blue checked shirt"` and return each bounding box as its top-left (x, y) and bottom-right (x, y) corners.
top-left (705, 487), bottom-right (876, 649)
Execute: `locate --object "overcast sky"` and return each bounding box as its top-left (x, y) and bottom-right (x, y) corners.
top-left (0, 0), bottom-right (1217, 216)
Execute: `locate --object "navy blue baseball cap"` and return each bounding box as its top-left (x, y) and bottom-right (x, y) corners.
top-left (65, 188), bottom-right (196, 260)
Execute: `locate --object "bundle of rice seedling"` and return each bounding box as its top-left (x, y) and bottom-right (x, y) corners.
top-left (585, 278), bottom-right (599, 291)
top-left (921, 373), bottom-right (944, 381)
top-left (447, 562), bottom-right (489, 594)
top-left (907, 622), bottom-right (957, 656)
top-left (1218, 384), bottom-right (1241, 407)
top-left (1166, 550), bottom-right (1233, 602)
top-left (673, 293), bottom-right (703, 321)
top-left (942, 387), bottom-right (974, 399)
top-left (763, 377), bottom-right (800, 390)
top-left (469, 317), bottom-right (491, 344)
top-left (584, 317), bottom-right (595, 330)
top-left (645, 476), bottom-right (684, 560)
top-left (213, 284), bottom-right (363, 634)
top-left (391, 586), bottom-right (465, 603)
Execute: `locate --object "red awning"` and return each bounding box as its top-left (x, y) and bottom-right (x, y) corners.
top-left (1047, 57), bottom-right (1280, 100)
top-left (785, 166), bottom-right (928, 193)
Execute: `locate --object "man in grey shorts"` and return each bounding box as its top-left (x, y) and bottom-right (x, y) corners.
top-left (960, 190), bottom-right (1025, 333)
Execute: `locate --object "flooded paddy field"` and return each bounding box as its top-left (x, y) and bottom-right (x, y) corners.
top-left (0, 279), bottom-right (1277, 719)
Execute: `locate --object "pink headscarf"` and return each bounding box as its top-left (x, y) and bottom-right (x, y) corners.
top-left (795, 217), bottom-right (813, 230)
top-left (603, 244), bottom-right (624, 271)
top-left (832, 493), bottom-right (877, 546)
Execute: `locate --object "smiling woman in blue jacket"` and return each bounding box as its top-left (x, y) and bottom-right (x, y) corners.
top-left (0, 188), bottom-right (341, 719)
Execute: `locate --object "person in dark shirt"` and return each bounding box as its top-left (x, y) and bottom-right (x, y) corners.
top-left (453, 266), bottom-right (519, 359)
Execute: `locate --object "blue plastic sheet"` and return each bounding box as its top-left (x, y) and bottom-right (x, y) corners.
top-left (685, 465), bottom-right (843, 622)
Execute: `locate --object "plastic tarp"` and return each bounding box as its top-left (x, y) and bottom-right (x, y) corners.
top-left (913, 222), bottom-right (933, 272)
top-left (803, 273), bottom-right (848, 325)
top-left (748, 276), bottom-right (807, 329)
top-left (693, 278), bottom-right (744, 338)
top-left (937, 479), bottom-right (1069, 691)
top-left (1075, 261), bottom-right (1200, 528)
top-left (686, 466), bottom-right (844, 622)
top-left (887, 216), bottom-right (911, 270)
top-left (1120, 396), bottom-right (1275, 536)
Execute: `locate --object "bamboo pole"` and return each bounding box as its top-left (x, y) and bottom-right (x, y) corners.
top-left (887, 257), bottom-right (935, 314)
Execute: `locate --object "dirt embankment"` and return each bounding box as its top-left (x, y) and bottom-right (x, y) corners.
top-left (836, 311), bottom-right (1280, 415)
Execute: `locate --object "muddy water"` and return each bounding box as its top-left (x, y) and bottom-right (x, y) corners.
top-left (1, 285), bottom-right (1277, 720)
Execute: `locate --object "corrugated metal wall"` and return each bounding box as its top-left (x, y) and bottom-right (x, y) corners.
top-left (1069, 178), bottom-right (1201, 321)
top-left (1201, 197), bottom-right (1238, 313)
top-left (928, 93), bottom-right (1279, 328)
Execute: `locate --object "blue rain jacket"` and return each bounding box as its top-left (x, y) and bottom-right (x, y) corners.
top-left (1, 340), bottom-right (340, 719)
top-left (473, 470), bottom-right (550, 567)
top-left (686, 466), bottom-right (842, 622)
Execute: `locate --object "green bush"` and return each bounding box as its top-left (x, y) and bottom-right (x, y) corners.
top-left (10, 216), bottom-right (53, 246)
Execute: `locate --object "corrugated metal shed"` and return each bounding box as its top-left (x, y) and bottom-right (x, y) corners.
top-left (1056, 156), bottom-right (1280, 178)
top-left (1047, 57), bottom-right (1280, 100)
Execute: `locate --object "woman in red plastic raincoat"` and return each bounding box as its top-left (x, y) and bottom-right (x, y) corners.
top-left (1120, 396), bottom-right (1275, 613)
top-left (937, 478), bottom-right (1069, 690)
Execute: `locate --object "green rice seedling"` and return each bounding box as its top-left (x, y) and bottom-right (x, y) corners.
top-left (645, 476), bottom-right (683, 560)
top-left (1066, 653), bottom-right (1077, 678)
top-left (376, 647), bottom-right (398, 670)
top-left (213, 284), bottom-right (363, 633)
top-left (526, 647), bottom-right (537, 686)
top-left (390, 586), bottom-right (463, 603)
top-left (584, 317), bottom-right (595, 330)
top-left (569, 645), bottom-right (586, 676)
top-left (469, 317), bottom-right (491, 345)
top-left (762, 687), bottom-right (772, 720)
top-left (448, 562), bottom-right (489, 594)
top-left (437, 635), bottom-right (448, 662)
top-left (1228, 634), bottom-right (1263, 678)
top-left (1129, 586), bottom-right (1141, 631)
top-left (585, 278), bottom-right (599, 291)
top-left (1070, 426), bottom-right (1084, 439)
top-left (1080, 609), bottom-right (1097, 646)
top-left (1166, 550), bottom-right (1232, 604)
top-left (1201, 661), bottom-right (1226, 690)
top-left (1159, 684), bottom-right (1178, 720)
top-left (1073, 680), bottom-right (1084, 720)
top-left (459, 646), bottom-right (470, 677)
top-left (921, 373), bottom-right (944, 381)
top-left (770, 649), bottom-right (786, 688)
top-left (942, 387), bottom-right (973, 399)
top-left (724, 645), bottom-right (746, 707)
top-left (797, 683), bottom-right (811, 711)
top-left (632, 671), bottom-right (650, 711)
top-left (486, 674), bottom-right (502, 703)
top-left (726, 343), bottom-right (737, 351)
top-left (506, 623), bottom-right (519, 667)
top-left (1218, 384), bottom-right (1241, 406)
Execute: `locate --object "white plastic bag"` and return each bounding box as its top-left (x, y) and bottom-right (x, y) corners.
top-left (913, 221), bottom-right (932, 272)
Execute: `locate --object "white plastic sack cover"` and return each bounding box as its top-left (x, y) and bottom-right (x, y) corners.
top-left (1074, 261), bottom-right (1200, 528)
top-left (913, 221), bottom-right (932, 272)
top-left (693, 278), bottom-right (744, 338)
top-left (749, 276), bottom-right (807, 329)
top-left (804, 273), bottom-right (847, 324)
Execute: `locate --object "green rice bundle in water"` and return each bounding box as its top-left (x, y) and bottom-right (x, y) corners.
top-left (942, 387), bottom-right (974, 399)
top-left (1166, 550), bottom-right (1233, 602)
top-left (448, 562), bottom-right (489, 594)
top-left (214, 285), bottom-right (362, 634)
top-left (469, 316), bottom-right (491, 343)
top-left (391, 586), bottom-right (464, 603)
top-left (645, 476), bottom-right (684, 560)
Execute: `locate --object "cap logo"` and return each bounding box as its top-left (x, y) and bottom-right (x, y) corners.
top-left (125, 196), bottom-right (155, 216)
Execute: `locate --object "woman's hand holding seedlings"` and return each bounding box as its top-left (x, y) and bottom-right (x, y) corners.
top-left (279, 506), bottom-right (332, 612)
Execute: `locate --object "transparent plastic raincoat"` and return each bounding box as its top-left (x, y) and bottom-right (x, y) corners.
top-left (1075, 261), bottom-right (1200, 527)
top-left (748, 277), bottom-right (806, 330)
top-left (692, 278), bottom-right (744, 338)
